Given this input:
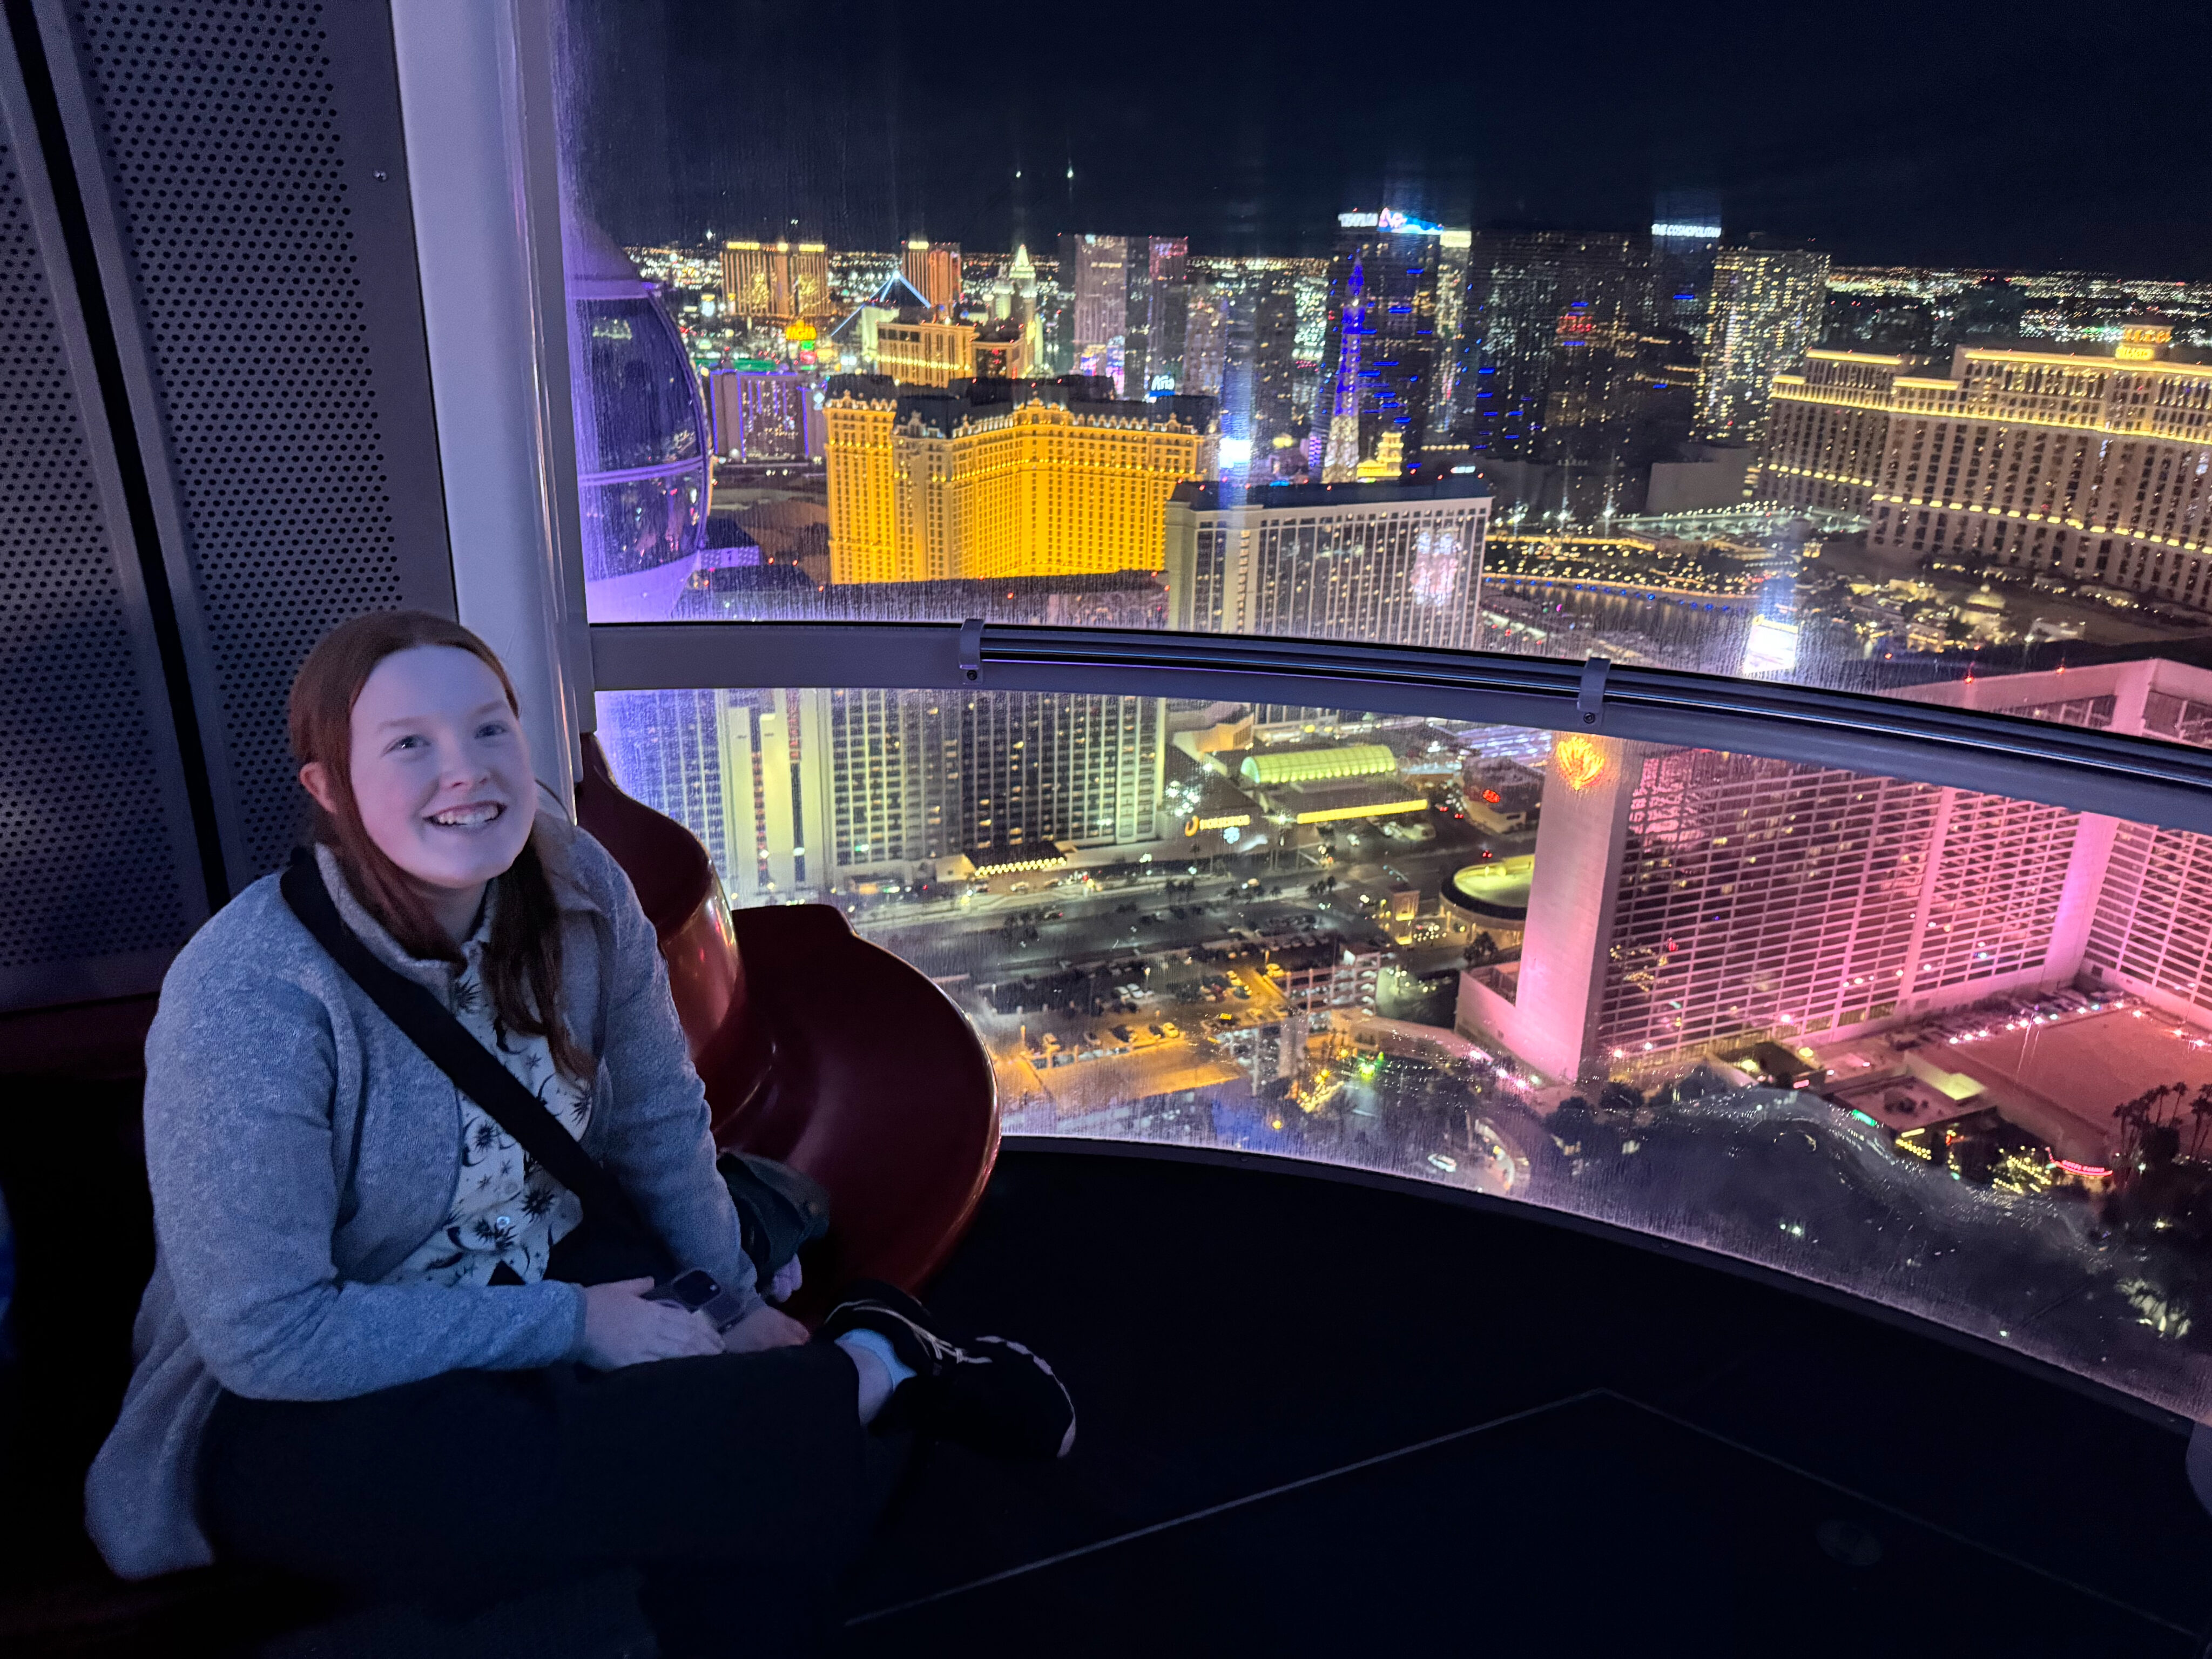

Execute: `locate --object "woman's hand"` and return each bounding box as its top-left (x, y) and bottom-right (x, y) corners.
top-left (578, 1278), bottom-right (724, 1370)
top-left (720, 1304), bottom-right (808, 1354)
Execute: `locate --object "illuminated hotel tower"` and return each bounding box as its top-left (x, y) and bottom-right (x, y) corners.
top-left (1318, 211), bottom-right (1445, 479)
top-left (1320, 247), bottom-right (1365, 483)
top-left (823, 377), bottom-right (1216, 584)
top-left (602, 685), bottom-right (1166, 897)
top-left (901, 239), bottom-right (963, 312)
top-left (1758, 329), bottom-right (2212, 612)
top-left (1695, 243), bottom-right (1831, 442)
top-left (1058, 233), bottom-right (1129, 378)
top-left (1650, 190), bottom-right (1722, 334)
top-left (1750, 350), bottom-right (1923, 515)
top-left (1162, 475), bottom-right (1492, 649)
top-left (1459, 656), bottom-right (2212, 1082)
top-left (720, 240), bottom-right (833, 322)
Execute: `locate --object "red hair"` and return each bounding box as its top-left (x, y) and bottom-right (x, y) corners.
top-left (288, 610), bottom-right (590, 1081)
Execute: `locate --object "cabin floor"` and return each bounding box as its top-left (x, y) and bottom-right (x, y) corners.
top-left (834, 1142), bottom-right (2212, 1657)
top-left (5, 1119), bottom-right (2210, 1656)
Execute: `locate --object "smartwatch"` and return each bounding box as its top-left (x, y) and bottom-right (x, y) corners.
top-left (646, 1267), bottom-right (751, 1333)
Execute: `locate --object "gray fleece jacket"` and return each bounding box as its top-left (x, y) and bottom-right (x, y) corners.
top-left (85, 814), bottom-right (759, 1579)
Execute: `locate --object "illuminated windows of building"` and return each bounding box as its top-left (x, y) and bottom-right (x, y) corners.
top-left (1163, 475), bottom-right (1491, 650)
top-left (1650, 190), bottom-right (1722, 336)
top-left (1058, 233), bottom-right (1129, 380)
top-left (706, 368), bottom-right (820, 462)
top-left (1761, 337), bottom-right (2212, 612)
top-left (1318, 212), bottom-right (1448, 478)
top-left (719, 240), bottom-right (833, 323)
top-left (825, 379), bottom-right (1214, 585)
top-left (1755, 350), bottom-right (1921, 514)
top-left (902, 239), bottom-right (963, 312)
top-left (602, 686), bottom-right (1167, 895)
top-left (1454, 229), bottom-right (1680, 515)
top-left (1695, 244), bottom-right (1831, 443)
top-left (874, 316), bottom-right (980, 388)
top-left (1467, 658), bottom-right (2212, 1081)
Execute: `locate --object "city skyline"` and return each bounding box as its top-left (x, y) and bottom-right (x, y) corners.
top-left (563, 0), bottom-right (2212, 278)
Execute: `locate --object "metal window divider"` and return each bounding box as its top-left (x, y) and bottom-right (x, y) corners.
top-left (589, 619), bottom-right (2212, 838)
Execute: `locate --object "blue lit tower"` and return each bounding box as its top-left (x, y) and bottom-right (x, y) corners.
top-left (1321, 251), bottom-right (1365, 483)
top-left (567, 219), bottom-right (712, 622)
top-left (1651, 190), bottom-right (1722, 337)
top-left (1315, 210), bottom-right (1444, 479)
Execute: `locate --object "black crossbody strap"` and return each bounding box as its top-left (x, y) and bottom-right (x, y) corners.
top-left (280, 847), bottom-right (670, 1273)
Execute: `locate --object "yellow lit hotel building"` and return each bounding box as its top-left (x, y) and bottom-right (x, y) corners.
top-left (873, 316), bottom-right (977, 388)
top-left (825, 380), bottom-right (1215, 584)
top-left (1757, 328), bottom-right (2212, 610)
top-left (720, 240), bottom-right (833, 322)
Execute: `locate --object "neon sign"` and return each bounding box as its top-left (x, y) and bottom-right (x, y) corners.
top-left (1553, 733), bottom-right (1607, 791)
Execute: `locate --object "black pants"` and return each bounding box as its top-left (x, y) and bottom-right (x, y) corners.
top-left (200, 1341), bottom-right (904, 1655)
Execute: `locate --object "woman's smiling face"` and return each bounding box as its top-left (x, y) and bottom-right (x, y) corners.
top-left (315, 644), bottom-right (537, 910)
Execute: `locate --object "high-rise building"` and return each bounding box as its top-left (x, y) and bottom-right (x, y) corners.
top-left (874, 315), bottom-right (980, 387)
top-left (822, 688), bottom-right (1166, 875)
top-left (1177, 282), bottom-right (1226, 397)
top-left (1456, 230), bottom-right (1658, 471)
top-left (1458, 655), bottom-right (2212, 1082)
top-left (824, 376), bottom-right (1216, 584)
top-left (1752, 350), bottom-right (1927, 514)
top-left (1317, 210), bottom-right (1445, 481)
top-left (720, 240), bottom-right (833, 322)
top-left (902, 239), bottom-right (963, 312)
top-left (601, 683), bottom-right (1166, 896)
top-left (1059, 234), bottom-right (1129, 380)
top-left (1430, 229), bottom-right (1473, 416)
top-left (1650, 191), bottom-right (1722, 335)
top-left (1227, 272), bottom-right (1301, 464)
top-left (1757, 330), bottom-right (2212, 610)
top-left (1162, 475), bottom-right (1491, 650)
top-left (1124, 235), bottom-right (1188, 397)
top-left (1695, 244), bottom-right (1831, 442)
top-left (706, 368), bottom-right (822, 461)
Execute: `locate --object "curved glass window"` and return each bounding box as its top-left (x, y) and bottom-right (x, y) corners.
top-left (553, 12), bottom-right (2212, 694)
top-left (602, 672), bottom-right (2212, 1419)
top-left (556, 0), bottom-right (2212, 1420)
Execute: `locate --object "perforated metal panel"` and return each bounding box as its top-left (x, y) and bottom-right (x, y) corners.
top-left (38, 0), bottom-right (454, 887)
top-left (0, 35), bottom-right (204, 1008)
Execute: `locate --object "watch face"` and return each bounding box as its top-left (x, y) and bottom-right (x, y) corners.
top-left (665, 1269), bottom-right (722, 1310)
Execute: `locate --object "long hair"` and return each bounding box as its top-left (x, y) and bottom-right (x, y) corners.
top-left (288, 610), bottom-right (592, 1082)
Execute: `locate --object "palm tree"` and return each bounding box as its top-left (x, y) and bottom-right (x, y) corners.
top-left (2188, 1085), bottom-right (2212, 1161)
top-left (2115, 1093), bottom-right (2153, 1169)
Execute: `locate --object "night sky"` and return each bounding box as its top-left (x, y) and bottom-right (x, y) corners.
top-left (561, 0), bottom-right (2212, 277)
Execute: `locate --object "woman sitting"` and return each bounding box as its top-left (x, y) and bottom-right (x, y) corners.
top-left (86, 610), bottom-right (1071, 1650)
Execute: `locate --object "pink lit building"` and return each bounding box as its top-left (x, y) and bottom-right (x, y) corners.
top-left (1459, 657), bottom-right (2212, 1081)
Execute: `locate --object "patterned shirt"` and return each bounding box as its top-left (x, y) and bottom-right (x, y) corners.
top-left (384, 917), bottom-right (592, 1289)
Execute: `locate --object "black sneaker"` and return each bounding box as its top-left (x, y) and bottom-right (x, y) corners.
top-left (821, 1281), bottom-right (1076, 1461)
